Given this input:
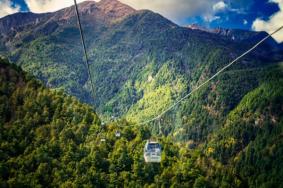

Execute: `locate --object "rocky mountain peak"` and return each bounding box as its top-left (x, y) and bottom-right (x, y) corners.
top-left (52, 0), bottom-right (136, 24)
top-left (76, 0), bottom-right (136, 17)
top-left (96, 0), bottom-right (136, 18)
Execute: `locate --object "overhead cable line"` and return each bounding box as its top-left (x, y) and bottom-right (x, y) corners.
top-left (74, 0), bottom-right (96, 102)
top-left (135, 25), bottom-right (283, 126)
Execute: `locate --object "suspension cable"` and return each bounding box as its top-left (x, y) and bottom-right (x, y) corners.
top-left (134, 25), bottom-right (283, 126)
top-left (74, 0), bottom-right (96, 101)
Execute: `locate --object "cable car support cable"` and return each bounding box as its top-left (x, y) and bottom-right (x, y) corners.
top-left (74, 0), bottom-right (96, 101)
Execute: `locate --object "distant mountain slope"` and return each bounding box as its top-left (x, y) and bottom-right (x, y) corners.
top-left (0, 0), bottom-right (283, 142)
top-left (0, 12), bottom-right (51, 34)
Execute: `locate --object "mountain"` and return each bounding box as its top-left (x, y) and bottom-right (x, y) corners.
top-left (0, 0), bottom-right (135, 28)
top-left (0, 0), bottom-right (283, 142)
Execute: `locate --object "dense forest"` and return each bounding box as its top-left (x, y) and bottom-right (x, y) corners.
top-left (1, 0), bottom-right (283, 187)
top-left (1, 57), bottom-right (283, 187)
top-left (0, 57), bottom-right (212, 187)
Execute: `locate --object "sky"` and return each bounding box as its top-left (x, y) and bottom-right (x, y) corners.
top-left (0, 0), bottom-right (282, 42)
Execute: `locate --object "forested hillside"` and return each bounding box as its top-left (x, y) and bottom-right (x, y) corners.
top-left (160, 62), bottom-right (283, 142)
top-left (207, 78), bottom-right (283, 187)
top-left (1, 58), bottom-right (283, 187)
top-left (0, 58), bottom-right (210, 187)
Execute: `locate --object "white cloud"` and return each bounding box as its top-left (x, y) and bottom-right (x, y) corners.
top-left (243, 19), bottom-right (248, 25)
top-left (0, 0), bottom-right (230, 24)
top-left (213, 1), bottom-right (227, 12)
top-left (203, 15), bottom-right (221, 22)
top-left (25, 0), bottom-right (90, 13)
top-left (252, 0), bottom-right (283, 43)
top-left (0, 0), bottom-right (21, 18)
top-left (119, 0), bottom-right (224, 23)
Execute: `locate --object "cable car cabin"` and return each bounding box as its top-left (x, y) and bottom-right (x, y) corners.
top-left (115, 130), bottom-right (121, 138)
top-left (144, 140), bottom-right (162, 163)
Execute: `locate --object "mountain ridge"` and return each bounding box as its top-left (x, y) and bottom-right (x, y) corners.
top-left (186, 24), bottom-right (280, 50)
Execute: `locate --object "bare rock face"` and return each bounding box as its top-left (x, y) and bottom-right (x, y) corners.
top-left (96, 0), bottom-right (136, 19)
